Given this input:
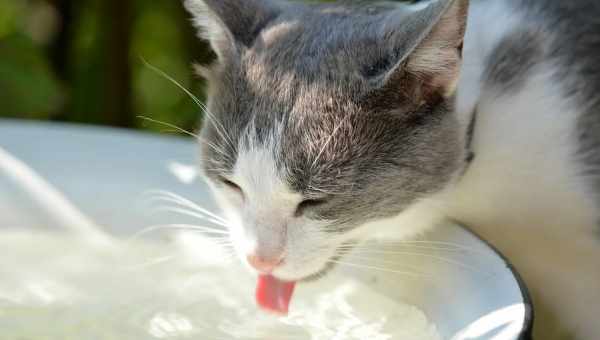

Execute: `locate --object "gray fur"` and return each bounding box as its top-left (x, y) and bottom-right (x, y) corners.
top-left (184, 0), bottom-right (281, 58)
top-left (499, 0), bottom-right (600, 227)
top-left (483, 29), bottom-right (543, 93)
top-left (541, 1), bottom-right (600, 225)
top-left (475, 0), bottom-right (600, 230)
top-left (186, 0), bottom-right (469, 232)
top-left (184, 2), bottom-right (600, 336)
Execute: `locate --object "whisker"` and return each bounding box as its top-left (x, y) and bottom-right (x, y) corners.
top-left (197, 165), bottom-right (229, 173)
top-left (138, 115), bottom-right (199, 138)
top-left (141, 59), bottom-right (236, 152)
top-left (401, 239), bottom-right (480, 248)
top-left (130, 224), bottom-right (229, 240)
top-left (334, 257), bottom-right (435, 279)
top-left (146, 190), bottom-right (228, 224)
top-left (336, 244), bottom-right (483, 256)
top-left (203, 236), bottom-right (234, 245)
top-left (180, 233), bottom-right (232, 243)
top-left (338, 245), bottom-right (477, 254)
top-left (338, 248), bottom-right (486, 274)
top-left (122, 255), bottom-right (177, 271)
top-left (154, 206), bottom-right (229, 228)
top-left (339, 253), bottom-right (427, 271)
top-left (339, 240), bottom-right (487, 254)
top-left (210, 241), bottom-right (235, 249)
top-left (196, 138), bottom-right (234, 162)
top-left (328, 259), bottom-right (436, 280)
top-left (138, 115), bottom-right (234, 163)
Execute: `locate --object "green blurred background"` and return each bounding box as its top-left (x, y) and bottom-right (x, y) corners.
top-left (1, 0), bottom-right (419, 134)
top-left (0, 0), bottom-right (213, 133)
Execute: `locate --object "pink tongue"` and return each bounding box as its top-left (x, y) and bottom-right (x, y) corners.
top-left (256, 275), bottom-right (296, 315)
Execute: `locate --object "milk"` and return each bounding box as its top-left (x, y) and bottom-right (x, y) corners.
top-left (0, 230), bottom-right (440, 340)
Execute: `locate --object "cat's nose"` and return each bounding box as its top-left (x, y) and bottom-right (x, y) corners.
top-left (247, 253), bottom-right (284, 273)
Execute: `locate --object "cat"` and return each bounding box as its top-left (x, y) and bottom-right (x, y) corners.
top-left (183, 0), bottom-right (600, 338)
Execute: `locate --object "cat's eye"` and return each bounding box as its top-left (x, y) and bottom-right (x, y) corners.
top-left (295, 199), bottom-right (327, 217)
top-left (218, 177), bottom-right (243, 195)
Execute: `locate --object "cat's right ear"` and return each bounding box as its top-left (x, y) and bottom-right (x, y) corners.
top-left (184, 0), bottom-right (280, 60)
top-left (369, 0), bottom-right (469, 100)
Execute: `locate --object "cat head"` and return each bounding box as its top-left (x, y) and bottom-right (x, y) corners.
top-left (185, 0), bottom-right (469, 281)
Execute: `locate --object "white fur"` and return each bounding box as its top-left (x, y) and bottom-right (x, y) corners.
top-left (184, 0), bottom-right (234, 60)
top-left (442, 2), bottom-right (600, 338)
top-left (223, 136), bottom-right (450, 281)
top-left (215, 134), bottom-right (341, 281)
top-left (451, 69), bottom-right (600, 339)
top-left (232, 142), bottom-right (298, 255)
top-left (455, 0), bottom-right (521, 126)
top-left (350, 198), bottom-right (447, 243)
top-left (206, 1), bottom-right (600, 337)
top-left (185, 1), bottom-right (222, 40)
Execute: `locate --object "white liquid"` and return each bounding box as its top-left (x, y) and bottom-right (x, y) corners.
top-left (0, 230), bottom-right (440, 340)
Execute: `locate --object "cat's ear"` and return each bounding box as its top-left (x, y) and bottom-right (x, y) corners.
top-left (184, 0), bottom-right (280, 59)
top-left (374, 0), bottom-right (469, 99)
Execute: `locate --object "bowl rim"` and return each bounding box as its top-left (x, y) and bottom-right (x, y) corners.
top-left (459, 223), bottom-right (535, 340)
top-left (0, 120), bottom-right (535, 338)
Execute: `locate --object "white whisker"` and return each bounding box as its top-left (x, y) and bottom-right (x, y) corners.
top-left (146, 190), bottom-right (228, 224)
top-left (155, 206), bottom-right (229, 228)
top-left (137, 115), bottom-right (233, 163)
top-left (355, 249), bottom-right (487, 275)
top-left (339, 240), bottom-right (486, 255)
top-left (141, 59), bottom-right (236, 152)
top-left (335, 254), bottom-right (437, 277)
top-left (137, 115), bottom-right (199, 138)
top-left (337, 244), bottom-right (484, 256)
top-left (130, 224), bottom-right (229, 240)
top-left (329, 259), bottom-right (436, 280)
top-left (122, 255), bottom-right (177, 271)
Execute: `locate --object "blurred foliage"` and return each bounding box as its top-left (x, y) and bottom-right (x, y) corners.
top-left (0, 0), bottom-right (212, 134)
top-left (0, 33), bottom-right (63, 118)
top-left (0, 0), bottom-right (417, 134)
top-left (0, 1), bottom-right (63, 118)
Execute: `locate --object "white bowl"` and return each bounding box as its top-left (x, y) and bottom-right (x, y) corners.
top-left (0, 120), bottom-right (533, 339)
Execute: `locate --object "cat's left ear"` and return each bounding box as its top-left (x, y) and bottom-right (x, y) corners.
top-left (375, 0), bottom-right (469, 98)
top-left (184, 0), bottom-right (280, 59)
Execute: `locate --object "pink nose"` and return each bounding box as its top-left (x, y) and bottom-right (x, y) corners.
top-left (247, 254), bottom-right (283, 273)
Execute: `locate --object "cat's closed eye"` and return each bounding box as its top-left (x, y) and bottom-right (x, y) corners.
top-left (219, 177), bottom-right (244, 196)
top-left (295, 199), bottom-right (328, 217)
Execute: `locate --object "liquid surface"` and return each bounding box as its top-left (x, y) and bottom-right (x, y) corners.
top-left (0, 230), bottom-right (440, 340)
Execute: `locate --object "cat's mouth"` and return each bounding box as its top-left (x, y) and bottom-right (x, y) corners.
top-left (255, 243), bottom-right (355, 315)
top-left (285, 241), bottom-right (357, 283)
top-left (300, 255), bottom-right (341, 282)
top-left (256, 274), bottom-right (296, 315)
top-left (255, 258), bottom-right (336, 315)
